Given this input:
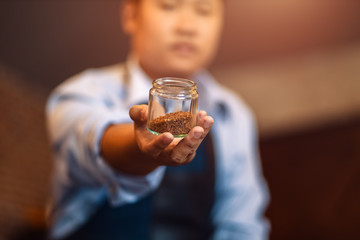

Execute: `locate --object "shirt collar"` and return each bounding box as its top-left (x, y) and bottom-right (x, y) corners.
top-left (194, 70), bottom-right (229, 118)
top-left (124, 55), bottom-right (153, 108)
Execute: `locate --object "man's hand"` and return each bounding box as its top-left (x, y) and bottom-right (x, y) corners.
top-left (129, 105), bottom-right (214, 167)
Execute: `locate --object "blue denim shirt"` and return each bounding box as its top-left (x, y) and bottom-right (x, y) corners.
top-left (46, 58), bottom-right (270, 239)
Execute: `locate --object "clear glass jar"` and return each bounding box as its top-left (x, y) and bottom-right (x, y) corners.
top-left (147, 77), bottom-right (198, 138)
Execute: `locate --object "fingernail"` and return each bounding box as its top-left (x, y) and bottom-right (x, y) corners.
top-left (193, 131), bottom-right (202, 139)
top-left (204, 119), bottom-right (212, 128)
top-left (163, 133), bottom-right (173, 144)
top-left (198, 111), bottom-right (206, 120)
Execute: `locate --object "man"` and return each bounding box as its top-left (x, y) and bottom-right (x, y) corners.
top-left (46, 0), bottom-right (270, 239)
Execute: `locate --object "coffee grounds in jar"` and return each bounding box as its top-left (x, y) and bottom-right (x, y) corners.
top-left (148, 111), bottom-right (194, 136)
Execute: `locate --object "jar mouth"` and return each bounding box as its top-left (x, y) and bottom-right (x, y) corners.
top-left (153, 77), bottom-right (196, 90)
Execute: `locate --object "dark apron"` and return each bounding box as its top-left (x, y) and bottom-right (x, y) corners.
top-left (63, 134), bottom-right (215, 240)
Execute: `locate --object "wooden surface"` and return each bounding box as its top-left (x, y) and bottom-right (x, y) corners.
top-left (261, 118), bottom-right (360, 240)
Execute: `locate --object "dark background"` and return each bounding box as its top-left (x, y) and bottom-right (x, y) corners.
top-left (1, 0), bottom-right (360, 239)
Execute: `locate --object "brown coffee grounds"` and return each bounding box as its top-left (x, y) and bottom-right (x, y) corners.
top-left (148, 111), bottom-right (194, 136)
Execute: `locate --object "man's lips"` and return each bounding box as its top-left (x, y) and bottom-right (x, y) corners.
top-left (170, 42), bottom-right (198, 56)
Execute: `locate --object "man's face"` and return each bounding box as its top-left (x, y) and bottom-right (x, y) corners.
top-left (123, 0), bottom-right (224, 79)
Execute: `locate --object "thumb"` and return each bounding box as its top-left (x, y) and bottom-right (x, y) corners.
top-left (129, 105), bottom-right (148, 126)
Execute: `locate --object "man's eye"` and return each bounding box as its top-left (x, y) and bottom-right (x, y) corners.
top-left (159, 1), bottom-right (177, 10)
top-left (196, 5), bottom-right (212, 16)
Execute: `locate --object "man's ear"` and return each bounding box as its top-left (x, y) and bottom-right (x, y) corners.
top-left (121, 0), bottom-right (138, 35)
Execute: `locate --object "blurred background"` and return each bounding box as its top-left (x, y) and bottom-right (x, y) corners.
top-left (1, 0), bottom-right (360, 239)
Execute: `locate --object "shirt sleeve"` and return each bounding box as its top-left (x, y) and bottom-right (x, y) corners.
top-left (46, 76), bottom-right (165, 206)
top-left (211, 102), bottom-right (270, 240)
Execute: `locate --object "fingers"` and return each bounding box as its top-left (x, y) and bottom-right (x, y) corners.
top-left (195, 111), bottom-right (214, 137)
top-left (129, 105), bottom-right (148, 127)
top-left (169, 112), bottom-right (214, 165)
top-left (142, 132), bottom-right (174, 158)
top-left (196, 110), bottom-right (207, 125)
top-left (132, 108), bottom-right (214, 167)
top-left (130, 105), bottom-right (176, 159)
top-left (198, 114), bottom-right (214, 133)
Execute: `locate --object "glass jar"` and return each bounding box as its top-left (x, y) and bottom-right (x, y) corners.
top-left (147, 77), bottom-right (198, 138)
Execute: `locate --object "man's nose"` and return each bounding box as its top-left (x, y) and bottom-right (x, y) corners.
top-left (174, 9), bottom-right (197, 37)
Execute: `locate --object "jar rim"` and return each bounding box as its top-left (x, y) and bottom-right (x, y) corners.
top-left (153, 77), bottom-right (196, 90)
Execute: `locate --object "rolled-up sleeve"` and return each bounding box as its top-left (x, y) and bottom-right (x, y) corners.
top-left (46, 77), bottom-right (165, 206)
